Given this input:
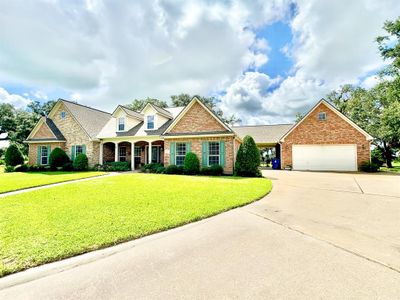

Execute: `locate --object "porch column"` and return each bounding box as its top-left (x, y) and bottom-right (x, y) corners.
top-left (99, 141), bottom-right (103, 165)
top-left (131, 141), bottom-right (135, 170)
top-left (114, 142), bottom-right (118, 162)
top-left (148, 141), bottom-right (152, 164)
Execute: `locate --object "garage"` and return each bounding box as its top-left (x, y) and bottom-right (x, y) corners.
top-left (292, 144), bottom-right (357, 171)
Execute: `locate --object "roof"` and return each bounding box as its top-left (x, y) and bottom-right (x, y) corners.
top-left (151, 104), bottom-right (173, 118)
top-left (60, 99), bottom-right (112, 139)
top-left (279, 99), bottom-right (373, 141)
top-left (45, 118), bottom-right (66, 140)
top-left (233, 124), bottom-right (293, 144)
top-left (117, 106), bottom-right (144, 121)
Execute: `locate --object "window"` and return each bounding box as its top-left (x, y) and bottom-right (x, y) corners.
top-left (208, 142), bottom-right (220, 166)
top-left (318, 112), bottom-right (327, 121)
top-left (41, 146), bottom-right (48, 165)
top-left (147, 115), bottom-right (155, 130)
top-left (119, 146), bottom-right (127, 162)
top-left (134, 147), bottom-right (142, 158)
top-left (75, 145), bottom-right (83, 156)
top-left (175, 143), bottom-right (186, 166)
top-left (60, 111), bottom-right (66, 119)
top-left (118, 118), bottom-right (125, 131)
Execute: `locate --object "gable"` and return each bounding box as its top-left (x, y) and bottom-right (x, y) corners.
top-left (169, 101), bottom-right (228, 134)
top-left (283, 102), bottom-right (368, 143)
top-left (30, 120), bottom-right (56, 139)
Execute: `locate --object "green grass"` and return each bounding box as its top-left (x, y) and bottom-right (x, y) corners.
top-left (380, 160), bottom-right (400, 173)
top-left (0, 171), bottom-right (107, 194)
top-left (0, 173), bottom-right (271, 277)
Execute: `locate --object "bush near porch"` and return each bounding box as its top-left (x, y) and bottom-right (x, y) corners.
top-left (0, 173), bottom-right (271, 277)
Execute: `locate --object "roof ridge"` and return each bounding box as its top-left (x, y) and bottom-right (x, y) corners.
top-left (59, 98), bottom-right (111, 115)
top-left (233, 123), bottom-right (293, 127)
top-left (120, 105), bottom-right (141, 114)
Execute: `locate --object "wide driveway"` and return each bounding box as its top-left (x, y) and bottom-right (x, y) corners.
top-left (0, 170), bottom-right (399, 299)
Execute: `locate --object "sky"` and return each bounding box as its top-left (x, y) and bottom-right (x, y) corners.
top-left (0, 0), bottom-right (399, 125)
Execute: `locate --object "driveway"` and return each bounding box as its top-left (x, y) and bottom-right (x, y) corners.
top-left (1, 171), bottom-right (400, 299)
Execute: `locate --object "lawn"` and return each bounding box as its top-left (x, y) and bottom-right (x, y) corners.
top-left (0, 171), bottom-right (107, 194)
top-left (0, 173), bottom-right (271, 277)
top-left (380, 160), bottom-right (400, 173)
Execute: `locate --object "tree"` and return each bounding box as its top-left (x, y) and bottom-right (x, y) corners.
top-left (234, 135), bottom-right (260, 177)
top-left (27, 100), bottom-right (56, 117)
top-left (4, 144), bottom-right (24, 166)
top-left (126, 98), bottom-right (168, 112)
top-left (376, 17), bottom-right (400, 76)
top-left (294, 112), bottom-right (304, 123)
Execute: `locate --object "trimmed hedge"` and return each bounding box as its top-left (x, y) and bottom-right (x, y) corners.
top-left (49, 147), bottom-right (70, 170)
top-left (360, 161), bottom-right (379, 172)
top-left (73, 154), bottom-right (88, 171)
top-left (165, 164), bottom-right (184, 174)
top-left (234, 135), bottom-right (261, 177)
top-left (141, 163), bottom-right (163, 173)
top-left (200, 164), bottom-right (223, 176)
top-left (4, 144), bottom-right (24, 167)
top-left (183, 152), bottom-right (200, 175)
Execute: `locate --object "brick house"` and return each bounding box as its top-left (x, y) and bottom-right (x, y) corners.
top-left (26, 97), bottom-right (372, 173)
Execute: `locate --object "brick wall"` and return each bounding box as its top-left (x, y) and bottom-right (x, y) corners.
top-left (281, 102), bottom-right (371, 169)
top-left (30, 121), bottom-right (56, 139)
top-left (170, 102), bottom-right (226, 133)
top-left (28, 142), bottom-right (65, 165)
top-left (164, 136), bottom-right (235, 174)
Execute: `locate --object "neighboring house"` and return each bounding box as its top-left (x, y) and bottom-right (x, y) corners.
top-left (0, 132), bottom-right (10, 149)
top-left (25, 97), bottom-right (372, 173)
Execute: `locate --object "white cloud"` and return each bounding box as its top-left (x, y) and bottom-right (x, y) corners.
top-left (0, 87), bottom-right (31, 108)
top-left (221, 0), bottom-right (400, 124)
top-left (0, 0), bottom-right (291, 110)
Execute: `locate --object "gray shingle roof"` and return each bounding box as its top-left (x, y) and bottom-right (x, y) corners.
top-left (151, 104), bottom-right (173, 118)
top-left (120, 106), bottom-right (144, 120)
top-left (233, 124), bottom-right (293, 144)
top-left (60, 99), bottom-right (111, 139)
top-left (45, 118), bottom-right (66, 140)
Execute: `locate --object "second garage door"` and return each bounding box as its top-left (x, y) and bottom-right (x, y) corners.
top-left (292, 144), bottom-right (357, 171)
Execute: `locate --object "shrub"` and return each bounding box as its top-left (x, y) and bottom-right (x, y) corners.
top-left (165, 164), bottom-right (184, 175)
top-left (371, 148), bottom-right (385, 167)
top-left (4, 165), bottom-right (15, 173)
top-left (4, 144), bottom-right (24, 166)
top-left (62, 162), bottom-right (74, 171)
top-left (0, 159), bottom-right (5, 165)
top-left (201, 164), bottom-right (224, 176)
top-left (183, 152), bottom-right (200, 175)
top-left (73, 153), bottom-right (89, 171)
top-left (14, 164), bottom-right (29, 172)
top-left (106, 161), bottom-right (131, 171)
top-left (0, 148), bottom-right (5, 159)
top-left (49, 147), bottom-right (70, 170)
top-left (234, 135), bottom-right (261, 177)
top-left (27, 165), bottom-right (46, 172)
top-left (155, 166), bottom-right (166, 174)
top-left (360, 161), bottom-right (380, 172)
top-left (141, 163), bottom-right (163, 173)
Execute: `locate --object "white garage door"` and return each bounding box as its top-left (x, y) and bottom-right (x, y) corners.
top-left (292, 144), bottom-right (357, 171)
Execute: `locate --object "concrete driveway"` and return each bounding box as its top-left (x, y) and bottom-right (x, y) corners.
top-left (0, 171), bottom-right (399, 299)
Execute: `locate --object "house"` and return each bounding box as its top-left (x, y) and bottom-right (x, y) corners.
top-left (25, 97), bottom-right (372, 172)
top-left (0, 132), bottom-right (10, 149)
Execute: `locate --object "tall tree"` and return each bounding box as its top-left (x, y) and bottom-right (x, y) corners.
top-left (376, 17), bottom-right (400, 76)
top-left (126, 98), bottom-right (168, 112)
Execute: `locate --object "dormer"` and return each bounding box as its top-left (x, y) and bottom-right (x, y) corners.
top-left (112, 106), bottom-right (144, 132)
top-left (141, 103), bottom-right (173, 131)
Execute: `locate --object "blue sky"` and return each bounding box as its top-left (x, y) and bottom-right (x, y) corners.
top-left (0, 0), bottom-right (398, 124)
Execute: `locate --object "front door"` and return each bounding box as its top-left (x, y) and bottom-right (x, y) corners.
top-left (152, 146), bottom-right (159, 163)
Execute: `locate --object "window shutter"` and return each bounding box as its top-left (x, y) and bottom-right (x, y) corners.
top-left (170, 142), bottom-right (175, 165)
top-left (202, 142), bottom-right (208, 166)
top-left (37, 146), bottom-right (41, 165)
top-left (219, 140), bottom-right (225, 167)
top-left (82, 144), bottom-right (86, 154)
top-left (71, 146), bottom-right (75, 160)
top-left (186, 142), bottom-right (191, 153)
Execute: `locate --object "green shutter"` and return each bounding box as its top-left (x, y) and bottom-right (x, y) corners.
top-left (71, 146), bottom-right (75, 160)
top-left (186, 142), bottom-right (191, 153)
top-left (170, 142), bottom-right (175, 165)
top-left (37, 146), bottom-right (41, 165)
top-left (219, 140), bottom-right (225, 167)
top-left (82, 144), bottom-right (86, 154)
top-left (202, 142), bottom-right (208, 166)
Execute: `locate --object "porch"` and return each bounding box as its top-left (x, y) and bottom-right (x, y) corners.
top-left (100, 140), bottom-right (164, 170)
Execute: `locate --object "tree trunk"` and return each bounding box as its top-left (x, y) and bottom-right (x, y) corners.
top-left (383, 142), bottom-right (393, 168)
